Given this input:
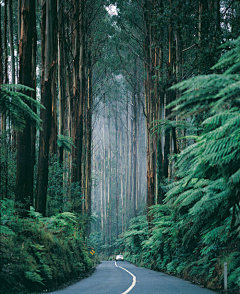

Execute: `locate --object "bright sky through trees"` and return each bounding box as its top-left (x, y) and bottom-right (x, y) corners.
top-left (105, 4), bottom-right (118, 16)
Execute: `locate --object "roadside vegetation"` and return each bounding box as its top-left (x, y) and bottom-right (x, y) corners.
top-left (0, 199), bottom-right (94, 294)
top-left (1, 1), bottom-right (240, 293)
top-left (96, 37), bottom-right (240, 294)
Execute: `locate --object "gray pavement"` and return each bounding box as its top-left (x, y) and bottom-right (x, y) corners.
top-left (49, 261), bottom-right (218, 294)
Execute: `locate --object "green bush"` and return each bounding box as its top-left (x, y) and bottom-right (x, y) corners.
top-left (111, 37), bottom-right (240, 293)
top-left (0, 200), bottom-right (93, 294)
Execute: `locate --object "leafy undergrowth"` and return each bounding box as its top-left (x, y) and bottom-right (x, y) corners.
top-left (112, 214), bottom-right (240, 294)
top-left (0, 199), bottom-right (95, 294)
top-left (112, 36), bottom-right (240, 294)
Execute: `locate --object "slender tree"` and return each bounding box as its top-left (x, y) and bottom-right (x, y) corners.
top-left (57, 0), bottom-right (66, 163)
top-left (36, 0), bottom-right (57, 216)
top-left (8, 0), bottom-right (15, 84)
top-left (15, 0), bottom-right (36, 214)
top-left (0, 1), bottom-right (3, 200)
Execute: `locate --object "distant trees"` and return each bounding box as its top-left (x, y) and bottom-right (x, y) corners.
top-left (90, 3), bottom-right (148, 245)
top-left (91, 81), bottom-right (147, 245)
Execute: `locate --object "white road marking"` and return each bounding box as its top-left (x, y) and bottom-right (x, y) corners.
top-left (115, 261), bottom-right (137, 294)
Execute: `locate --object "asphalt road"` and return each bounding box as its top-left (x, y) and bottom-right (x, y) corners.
top-left (49, 261), bottom-right (218, 294)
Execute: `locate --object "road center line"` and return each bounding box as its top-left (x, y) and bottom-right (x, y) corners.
top-left (115, 261), bottom-right (137, 294)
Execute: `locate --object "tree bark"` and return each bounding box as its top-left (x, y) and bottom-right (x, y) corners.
top-left (8, 0), bottom-right (15, 84)
top-left (124, 95), bottom-right (129, 230)
top-left (144, 0), bottom-right (155, 225)
top-left (84, 58), bottom-right (92, 236)
top-left (0, 3), bottom-right (3, 200)
top-left (4, 0), bottom-right (8, 88)
top-left (71, 0), bottom-right (84, 191)
top-left (115, 102), bottom-right (119, 239)
top-left (36, 0), bottom-right (57, 216)
top-left (107, 108), bottom-right (112, 245)
top-left (57, 0), bottom-right (65, 163)
top-left (15, 0), bottom-right (36, 215)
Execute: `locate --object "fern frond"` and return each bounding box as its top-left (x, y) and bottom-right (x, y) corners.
top-left (55, 212), bottom-right (77, 223)
top-left (230, 169), bottom-right (240, 184)
top-left (57, 135), bottom-right (76, 152)
top-left (0, 225), bottom-right (16, 236)
top-left (178, 189), bottom-right (203, 208)
top-left (212, 37), bottom-right (240, 73)
top-left (0, 84), bottom-right (44, 130)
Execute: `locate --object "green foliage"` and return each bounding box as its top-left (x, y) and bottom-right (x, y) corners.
top-left (57, 135), bottom-right (76, 152)
top-left (0, 84), bottom-right (44, 130)
top-left (0, 199), bottom-right (93, 294)
top-left (112, 37), bottom-right (240, 293)
top-left (0, 133), bottom-right (16, 200)
top-left (46, 154), bottom-right (84, 216)
top-left (111, 215), bottom-right (148, 265)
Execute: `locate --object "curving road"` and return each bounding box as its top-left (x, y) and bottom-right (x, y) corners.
top-left (49, 261), bottom-right (218, 294)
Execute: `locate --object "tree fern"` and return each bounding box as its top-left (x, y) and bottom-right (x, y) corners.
top-left (0, 84), bottom-right (44, 130)
top-left (113, 37), bottom-right (240, 292)
top-left (155, 35), bottom-right (239, 275)
top-left (57, 135), bottom-right (76, 152)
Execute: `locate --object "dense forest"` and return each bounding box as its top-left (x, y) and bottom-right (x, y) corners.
top-left (0, 0), bottom-right (240, 293)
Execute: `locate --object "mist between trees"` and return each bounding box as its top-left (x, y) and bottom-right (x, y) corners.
top-left (91, 73), bottom-right (147, 244)
top-left (0, 0), bottom-right (240, 293)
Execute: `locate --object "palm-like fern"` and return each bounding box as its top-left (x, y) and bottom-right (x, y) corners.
top-left (143, 37), bottom-right (240, 289)
top-left (110, 37), bottom-right (240, 292)
top-left (0, 84), bottom-right (43, 130)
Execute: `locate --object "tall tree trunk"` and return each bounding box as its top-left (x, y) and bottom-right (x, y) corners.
top-left (100, 145), bottom-right (104, 242)
top-left (8, 0), bottom-right (15, 84)
top-left (144, 0), bottom-right (155, 224)
top-left (4, 0), bottom-right (8, 88)
top-left (0, 3), bottom-right (3, 201)
top-left (84, 55), bottom-right (92, 236)
top-left (15, 0), bottom-right (36, 215)
top-left (71, 0), bottom-right (84, 196)
top-left (120, 127), bottom-right (124, 233)
top-left (103, 99), bottom-right (107, 240)
top-left (57, 0), bottom-right (66, 212)
top-left (124, 95), bottom-right (129, 230)
top-left (163, 0), bottom-right (175, 179)
top-left (1, 0), bottom-right (9, 148)
top-left (115, 102), bottom-right (119, 239)
top-left (128, 93), bottom-right (133, 217)
top-left (49, 0), bottom-right (58, 155)
top-left (57, 0), bottom-right (65, 163)
top-left (107, 109), bottom-right (112, 245)
top-left (36, 0), bottom-right (57, 216)
top-left (0, 2), bottom-right (3, 122)
top-left (132, 58), bottom-right (137, 217)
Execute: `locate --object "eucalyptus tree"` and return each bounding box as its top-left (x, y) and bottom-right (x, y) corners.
top-left (8, 0), bottom-right (15, 84)
top-left (36, 0), bottom-right (57, 216)
top-left (106, 0), bottom-right (224, 228)
top-left (69, 0), bottom-right (111, 234)
top-left (15, 0), bottom-right (37, 215)
top-left (139, 0), bottom-right (224, 224)
top-left (57, 0), bottom-right (66, 163)
top-left (0, 3), bottom-right (2, 111)
top-left (3, 0), bottom-right (8, 89)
